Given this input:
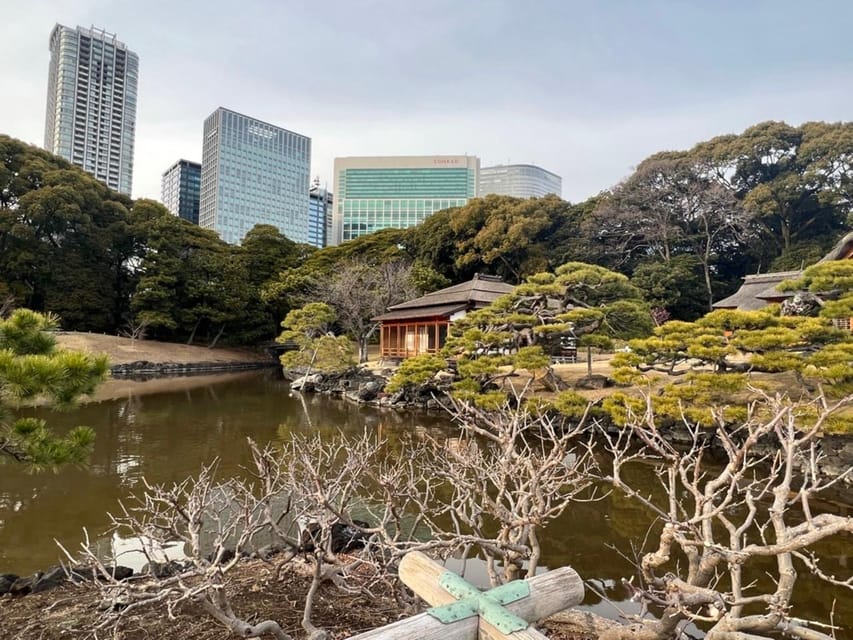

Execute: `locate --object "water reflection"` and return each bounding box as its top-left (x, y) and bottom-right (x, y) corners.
top-left (0, 370), bottom-right (848, 637)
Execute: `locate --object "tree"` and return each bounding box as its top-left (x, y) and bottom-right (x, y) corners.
top-left (131, 208), bottom-right (250, 346)
top-left (234, 225), bottom-right (311, 343)
top-left (630, 256), bottom-right (707, 321)
top-left (0, 309), bottom-right (108, 467)
top-left (439, 262), bottom-right (652, 403)
top-left (0, 137), bottom-right (136, 331)
top-left (695, 121), bottom-right (852, 257)
top-left (311, 258), bottom-right (419, 363)
top-left (277, 302), bottom-right (354, 374)
top-left (589, 153), bottom-right (752, 309)
top-left (595, 390), bottom-right (853, 640)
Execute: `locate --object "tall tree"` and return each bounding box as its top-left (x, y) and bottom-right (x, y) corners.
top-left (695, 121), bottom-right (852, 256)
top-left (589, 153), bottom-right (751, 308)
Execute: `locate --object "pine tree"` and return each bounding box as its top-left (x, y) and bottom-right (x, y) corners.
top-left (0, 309), bottom-right (108, 467)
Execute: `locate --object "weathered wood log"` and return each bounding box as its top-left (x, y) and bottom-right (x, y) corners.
top-left (346, 612), bottom-right (479, 640)
top-left (397, 551), bottom-right (584, 640)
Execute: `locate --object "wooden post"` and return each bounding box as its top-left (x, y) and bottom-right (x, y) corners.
top-left (347, 551), bottom-right (583, 640)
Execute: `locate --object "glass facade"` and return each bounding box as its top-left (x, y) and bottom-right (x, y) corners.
top-left (478, 164), bottom-right (562, 199)
top-left (332, 157), bottom-right (479, 244)
top-left (161, 159), bottom-right (201, 224)
top-left (199, 108), bottom-right (311, 245)
top-left (44, 25), bottom-right (138, 195)
top-left (308, 185), bottom-right (333, 248)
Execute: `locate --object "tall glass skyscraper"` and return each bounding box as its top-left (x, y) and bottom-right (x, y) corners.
top-left (479, 164), bottom-right (562, 199)
top-left (44, 24), bottom-right (138, 195)
top-left (332, 156), bottom-right (479, 244)
top-left (200, 108), bottom-right (311, 245)
top-left (161, 159), bottom-right (201, 224)
top-left (308, 184), bottom-right (333, 248)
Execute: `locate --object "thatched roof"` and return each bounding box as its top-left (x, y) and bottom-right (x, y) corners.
top-left (712, 270), bottom-right (802, 311)
top-left (374, 274), bottom-right (515, 322)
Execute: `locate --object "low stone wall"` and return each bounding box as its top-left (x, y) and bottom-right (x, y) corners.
top-left (110, 360), bottom-right (276, 378)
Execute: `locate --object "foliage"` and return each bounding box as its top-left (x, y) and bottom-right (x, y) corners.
top-left (0, 309), bottom-right (108, 467)
top-left (277, 303), bottom-right (354, 374)
top-left (384, 353), bottom-right (447, 393)
top-left (442, 262), bottom-right (651, 404)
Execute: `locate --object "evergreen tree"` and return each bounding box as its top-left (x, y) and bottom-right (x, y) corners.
top-left (0, 309), bottom-right (108, 467)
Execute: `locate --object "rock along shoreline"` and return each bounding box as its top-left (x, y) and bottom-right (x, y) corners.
top-left (110, 359), bottom-right (277, 378)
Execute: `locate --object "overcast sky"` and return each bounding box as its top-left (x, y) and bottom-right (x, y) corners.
top-left (4, 0), bottom-right (852, 202)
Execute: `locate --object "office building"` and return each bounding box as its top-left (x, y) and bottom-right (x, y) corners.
top-left (478, 164), bottom-right (562, 199)
top-left (308, 181), bottom-right (333, 248)
top-left (332, 155), bottom-right (479, 244)
top-left (44, 24), bottom-right (139, 195)
top-left (161, 159), bottom-right (201, 224)
top-left (199, 108), bottom-right (310, 244)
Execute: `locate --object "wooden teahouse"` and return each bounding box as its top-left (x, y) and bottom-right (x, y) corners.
top-left (374, 274), bottom-right (515, 360)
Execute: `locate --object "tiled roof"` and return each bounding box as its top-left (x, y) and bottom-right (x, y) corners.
top-left (374, 274), bottom-right (515, 321)
top-left (373, 303), bottom-right (467, 322)
top-left (712, 271), bottom-right (802, 311)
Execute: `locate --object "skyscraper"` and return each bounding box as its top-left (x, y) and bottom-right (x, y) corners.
top-left (44, 24), bottom-right (139, 195)
top-left (331, 155), bottom-right (479, 244)
top-left (308, 182), bottom-right (333, 248)
top-left (199, 108), bottom-right (311, 245)
top-left (161, 159), bottom-right (202, 224)
top-left (478, 164), bottom-right (562, 199)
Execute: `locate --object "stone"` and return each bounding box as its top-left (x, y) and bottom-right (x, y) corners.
top-left (432, 370), bottom-right (456, 385)
top-left (574, 374), bottom-right (613, 390)
top-left (0, 573), bottom-right (19, 595)
top-left (300, 520), bottom-right (370, 553)
top-left (357, 381), bottom-right (383, 402)
top-left (10, 572), bottom-right (40, 595)
top-left (31, 566), bottom-right (68, 593)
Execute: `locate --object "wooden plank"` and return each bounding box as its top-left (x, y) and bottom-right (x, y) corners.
top-left (398, 551), bottom-right (583, 640)
top-left (345, 611), bottom-right (478, 640)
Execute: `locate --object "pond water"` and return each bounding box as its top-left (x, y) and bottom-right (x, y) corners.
top-left (0, 370), bottom-right (850, 636)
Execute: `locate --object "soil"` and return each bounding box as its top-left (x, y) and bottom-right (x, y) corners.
top-left (0, 558), bottom-right (599, 640)
top-left (56, 332), bottom-right (270, 366)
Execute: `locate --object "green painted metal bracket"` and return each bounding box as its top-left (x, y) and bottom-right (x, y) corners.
top-left (427, 571), bottom-right (531, 634)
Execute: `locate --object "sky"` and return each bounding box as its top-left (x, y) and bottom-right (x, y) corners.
top-left (3, 0), bottom-right (852, 203)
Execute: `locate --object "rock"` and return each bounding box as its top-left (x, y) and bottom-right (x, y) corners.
top-left (357, 381), bottom-right (383, 402)
top-left (142, 560), bottom-right (189, 578)
top-left (254, 544), bottom-right (286, 560)
top-left (31, 566), bottom-right (67, 593)
top-left (432, 370), bottom-right (456, 385)
top-left (10, 572), bottom-right (40, 595)
top-left (0, 573), bottom-right (19, 595)
top-left (574, 374), bottom-right (613, 390)
top-left (300, 520), bottom-right (370, 553)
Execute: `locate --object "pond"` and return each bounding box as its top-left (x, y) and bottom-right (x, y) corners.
top-left (0, 370), bottom-right (850, 636)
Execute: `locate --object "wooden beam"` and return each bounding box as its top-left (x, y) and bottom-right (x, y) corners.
top-left (346, 612), bottom-right (478, 640)
top-left (399, 551), bottom-right (583, 640)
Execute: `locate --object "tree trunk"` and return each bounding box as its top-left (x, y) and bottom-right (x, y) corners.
top-left (208, 324), bottom-right (226, 349)
top-left (187, 318), bottom-right (201, 345)
top-left (358, 337), bottom-right (369, 363)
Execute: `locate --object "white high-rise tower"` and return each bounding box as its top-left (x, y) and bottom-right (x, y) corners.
top-left (44, 24), bottom-right (139, 195)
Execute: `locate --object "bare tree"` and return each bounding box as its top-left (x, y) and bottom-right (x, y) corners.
top-left (312, 258), bottom-right (418, 363)
top-left (64, 395), bottom-right (602, 637)
top-left (594, 390), bottom-right (853, 640)
top-left (410, 393), bottom-right (598, 585)
top-left (67, 434), bottom-right (409, 640)
top-left (118, 316), bottom-right (151, 342)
